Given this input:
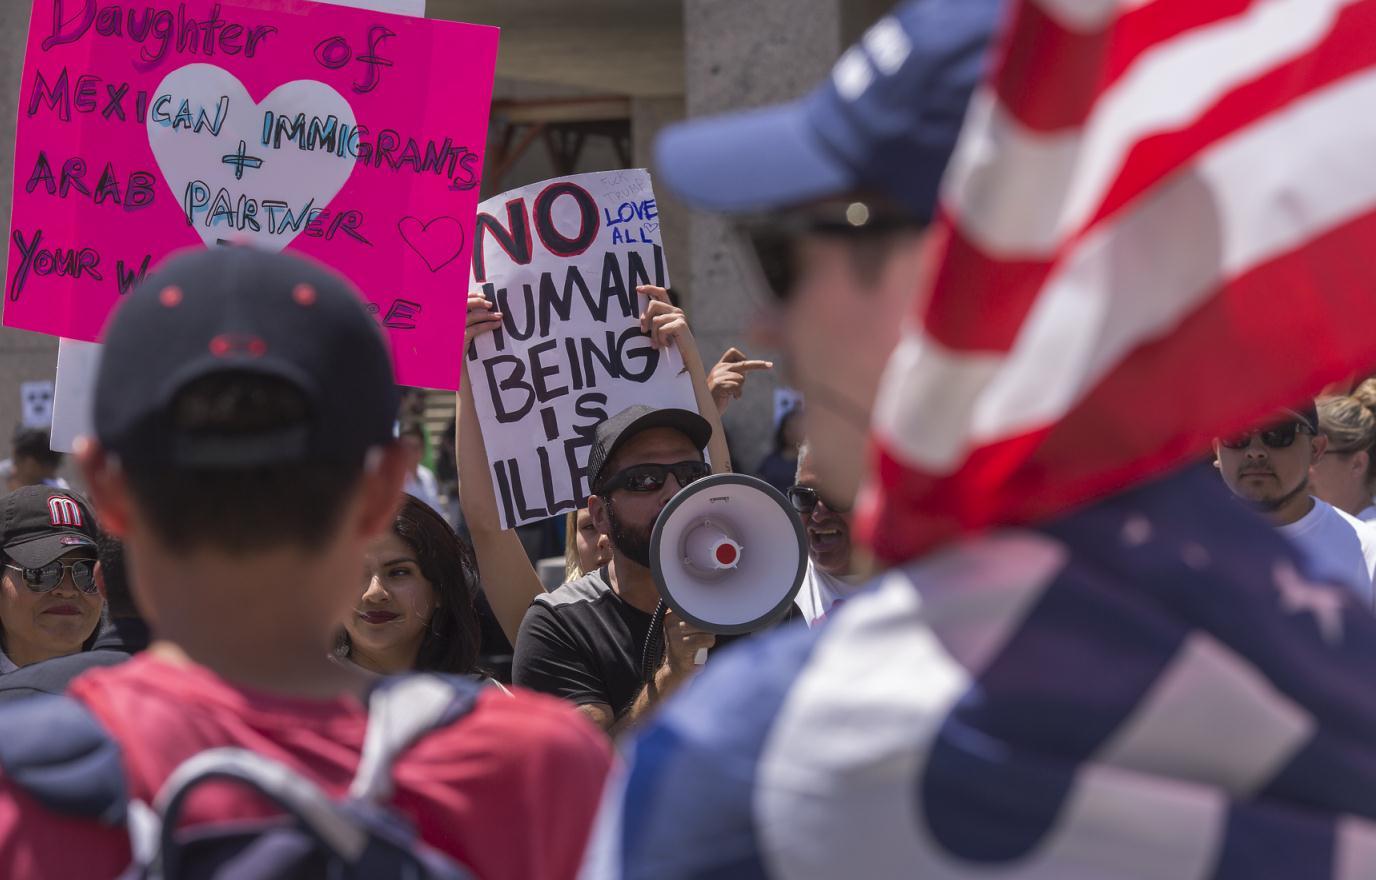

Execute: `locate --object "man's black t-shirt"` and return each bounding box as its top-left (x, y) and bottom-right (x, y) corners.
top-left (512, 567), bottom-right (652, 717)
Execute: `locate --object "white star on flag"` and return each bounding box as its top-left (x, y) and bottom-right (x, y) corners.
top-left (1274, 561), bottom-right (1346, 646)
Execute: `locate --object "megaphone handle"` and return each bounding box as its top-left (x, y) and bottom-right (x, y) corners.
top-left (693, 647), bottom-right (709, 666)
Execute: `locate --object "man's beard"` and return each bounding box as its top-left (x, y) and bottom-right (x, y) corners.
top-left (606, 500), bottom-right (655, 569)
top-left (1244, 471), bottom-right (1311, 513)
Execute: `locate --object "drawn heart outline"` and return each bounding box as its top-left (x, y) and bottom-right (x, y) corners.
top-left (398, 216), bottom-right (465, 273)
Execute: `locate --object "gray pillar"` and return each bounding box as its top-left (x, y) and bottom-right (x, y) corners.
top-left (680, 0), bottom-right (844, 472)
top-left (630, 96), bottom-right (690, 297)
top-left (0, 2), bottom-right (59, 463)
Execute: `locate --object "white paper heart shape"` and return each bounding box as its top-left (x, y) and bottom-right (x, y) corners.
top-left (148, 63), bottom-right (357, 251)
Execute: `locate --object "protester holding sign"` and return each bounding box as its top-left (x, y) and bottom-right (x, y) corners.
top-left (454, 272), bottom-right (732, 635)
top-left (0, 248), bottom-right (610, 879)
top-left (460, 270), bottom-right (733, 730)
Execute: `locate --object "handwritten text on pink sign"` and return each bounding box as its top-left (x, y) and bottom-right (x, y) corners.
top-left (7, 0), bottom-right (498, 389)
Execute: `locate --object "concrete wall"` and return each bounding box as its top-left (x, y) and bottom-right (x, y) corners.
top-left (0, 2), bottom-right (60, 466)
top-left (678, 0), bottom-right (845, 473)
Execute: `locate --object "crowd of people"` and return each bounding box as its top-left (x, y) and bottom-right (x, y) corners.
top-left (0, 0), bottom-right (1374, 877)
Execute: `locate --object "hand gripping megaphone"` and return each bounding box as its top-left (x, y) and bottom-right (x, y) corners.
top-left (649, 474), bottom-right (808, 656)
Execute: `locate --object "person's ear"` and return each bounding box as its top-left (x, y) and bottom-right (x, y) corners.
top-left (1311, 433), bottom-right (1329, 464)
top-left (76, 438), bottom-right (132, 539)
top-left (588, 493), bottom-right (610, 536)
top-left (1354, 449), bottom-right (1370, 478)
top-left (353, 442), bottom-right (408, 542)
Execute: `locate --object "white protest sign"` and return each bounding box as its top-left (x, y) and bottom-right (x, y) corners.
top-left (47, 0), bottom-right (425, 456)
top-left (466, 169), bottom-right (699, 528)
top-left (50, 340), bottom-right (100, 453)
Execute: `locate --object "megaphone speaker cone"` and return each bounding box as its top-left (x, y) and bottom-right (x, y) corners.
top-left (650, 474), bottom-right (807, 635)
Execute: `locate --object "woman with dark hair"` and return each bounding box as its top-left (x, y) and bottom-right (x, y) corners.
top-left (338, 494), bottom-right (481, 675)
top-left (755, 406), bottom-right (804, 495)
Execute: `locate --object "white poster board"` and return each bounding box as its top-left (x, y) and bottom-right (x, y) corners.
top-left (50, 341), bottom-right (100, 452)
top-left (47, 0), bottom-right (425, 455)
top-left (466, 169), bottom-right (699, 528)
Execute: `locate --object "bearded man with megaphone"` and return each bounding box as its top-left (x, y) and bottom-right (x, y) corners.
top-left (512, 404), bottom-right (722, 734)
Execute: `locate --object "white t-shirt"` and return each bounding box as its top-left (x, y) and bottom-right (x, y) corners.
top-left (793, 559), bottom-right (869, 626)
top-left (1278, 497), bottom-right (1376, 606)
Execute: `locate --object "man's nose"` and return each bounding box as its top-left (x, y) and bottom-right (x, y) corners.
top-left (1244, 437), bottom-right (1270, 458)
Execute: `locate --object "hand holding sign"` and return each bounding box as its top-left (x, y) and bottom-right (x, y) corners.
top-left (466, 290), bottom-right (503, 339)
top-left (637, 287), bottom-right (691, 352)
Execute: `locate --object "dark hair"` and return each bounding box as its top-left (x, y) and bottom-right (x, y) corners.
top-left (338, 495), bottom-right (481, 675)
top-left (122, 373), bottom-right (366, 554)
top-left (773, 407), bottom-right (803, 454)
top-left (97, 532), bottom-right (137, 619)
top-left (12, 427), bottom-right (61, 469)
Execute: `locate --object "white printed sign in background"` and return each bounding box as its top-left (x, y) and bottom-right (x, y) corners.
top-left (20, 381), bottom-right (54, 429)
top-left (466, 169), bottom-right (699, 528)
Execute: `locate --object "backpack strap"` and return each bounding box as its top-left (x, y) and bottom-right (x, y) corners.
top-left (349, 674), bottom-right (482, 804)
top-left (0, 693), bottom-right (127, 824)
top-left (132, 746), bottom-right (368, 874)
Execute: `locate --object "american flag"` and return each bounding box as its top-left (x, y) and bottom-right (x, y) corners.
top-left (582, 464), bottom-right (1376, 879)
top-left (858, 0), bottom-right (1376, 563)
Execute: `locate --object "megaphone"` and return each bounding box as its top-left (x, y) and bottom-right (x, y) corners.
top-left (650, 473), bottom-right (807, 638)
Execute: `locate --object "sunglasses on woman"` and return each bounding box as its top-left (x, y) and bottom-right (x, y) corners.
top-left (1219, 421), bottom-right (1314, 450)
top-left (597, 461), bottom-right (711, 494)
top-left (786, 485), bottom-right (850, 516)
top-left (4, 559), bottom-right (98, 594)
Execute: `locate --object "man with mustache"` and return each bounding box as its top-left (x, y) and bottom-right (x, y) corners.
top-left (513, 405), bottom-right (717, 732)
top-left (1214, 401), bottom-right (1376, 605)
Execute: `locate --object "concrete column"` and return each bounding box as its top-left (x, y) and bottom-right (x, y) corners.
top-left (679, 0), bottom-right (844, 472)
top-left (0, 2), bottom-right (60, 463)
top-left (630, 96), bottom-right (689, 297)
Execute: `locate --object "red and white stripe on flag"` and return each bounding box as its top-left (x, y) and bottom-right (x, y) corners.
top-left (857, 0), bottom-right (1376, 563)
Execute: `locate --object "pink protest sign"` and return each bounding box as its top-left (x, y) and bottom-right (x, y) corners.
top-left (7, 0), bottom-right (498, 389)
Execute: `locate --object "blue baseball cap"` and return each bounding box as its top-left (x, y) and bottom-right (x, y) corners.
top-left (654, 0), bottom-right (1004, 221)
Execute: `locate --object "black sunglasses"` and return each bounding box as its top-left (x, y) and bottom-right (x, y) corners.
top-left (737, 201), bottom-right (925, 302)
top-left (597, 461), bottom-right (710, 495)
top-left (1219, 421), bottom-right (1314, 450)
top-left (786, 485), bottom-right (850, 516)
top-left (4, 559), bottom-right (98, 594)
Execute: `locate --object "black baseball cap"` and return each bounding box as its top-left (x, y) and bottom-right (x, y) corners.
top-left (588, 405), bottom-right (713, 492)
top-left (95, 247), bottom-right (400, 470)
top-left (654, 0), bottom-right (1003, 220)
top-left (0, 487), bottom-right (98, 568)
